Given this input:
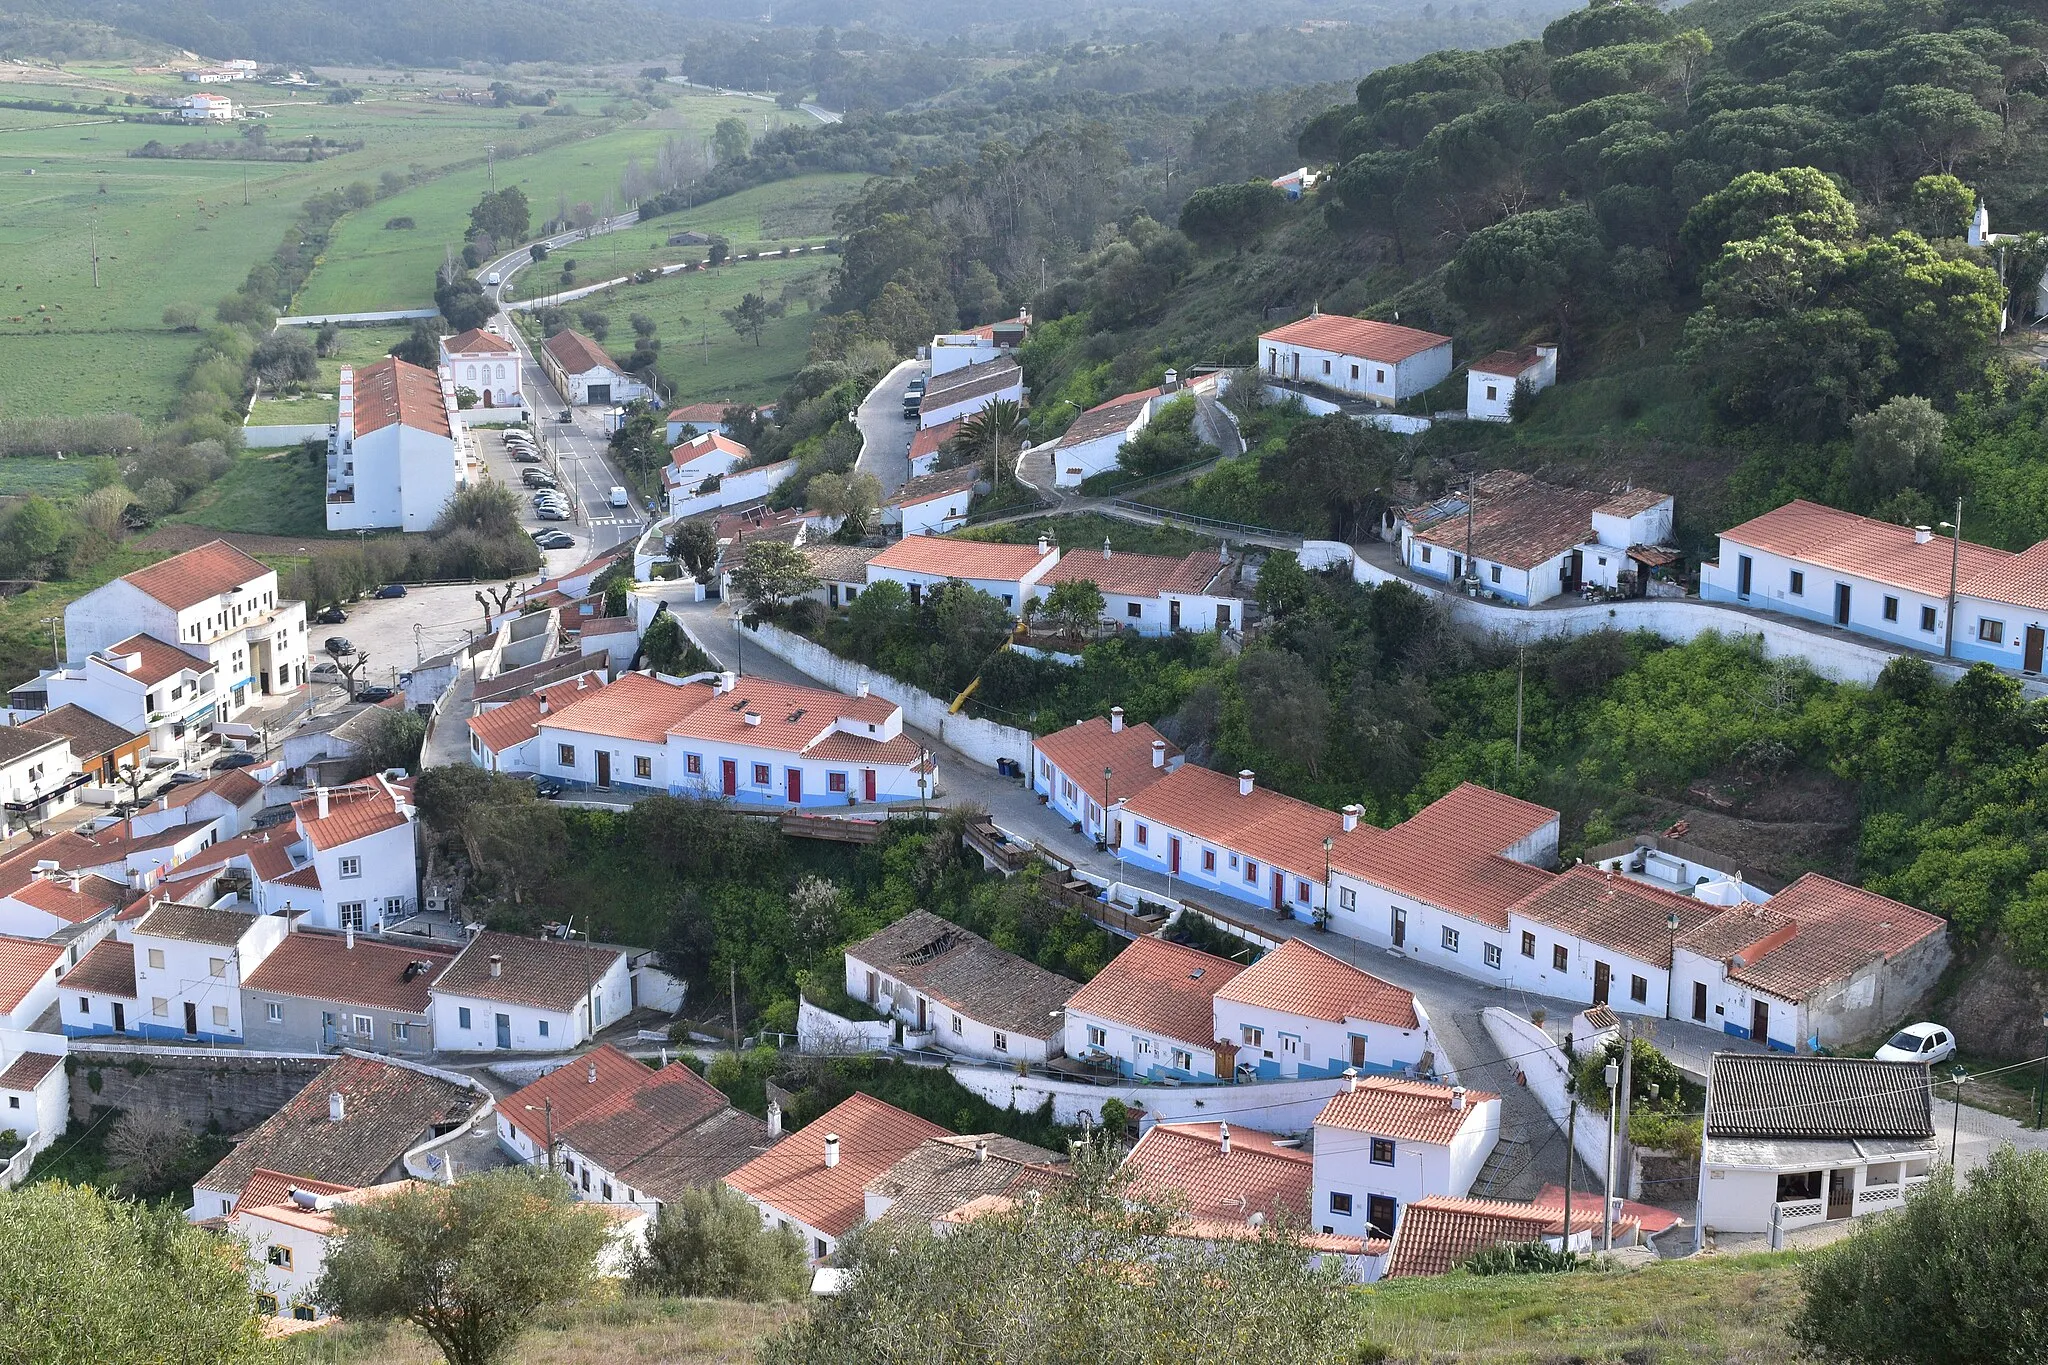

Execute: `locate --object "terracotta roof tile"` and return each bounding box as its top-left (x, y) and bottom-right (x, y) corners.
top-left (350, 358), bottom-right (452, 440)
top-left (0, 726), bottom-right (62, 768)
top-left (1055, 387), bottom-right (1161, 448)
top-left (1719, 500), bottom-right (2012, 601)
top-left (19, 705), bottom-right (141, 759)
top-left (803, 542), bottom-right (884, 585)
top-left (292, 777), bottom-right (411, 852)
top-left (1261, 314), bottom-right (1450, 364)
top-left (1315, 1076), bottom-right (1497, 1145)
top-left (886, 465), bottom-right (979, 509)
top-left (542, 671), bottom-right (717, 745)
top-left (176, 828), bottom-right (297, 883)
top-left (866, 1135), bottom-right (1066, 1226)
top-left (1511, 866), bottom-right (1723, 968)
top-left (1212, 939), bottom-right (1418, 1029)
top-left (666, 675), bottom-right (902, 762)
top-left (668, 431), bottom-right (752, 472)
top-left (1038, 547), bottom-right (1232, 599)
top-left (1331, 784), bottom-right (1558, 930)
top-left (0, 1050), bottom-right (61, 1090)
top-left (97, 633), bottom-right (210, 685)
top-left (908, 418), bottom-right (964, 466)
top-left (1468, 346), bottom-right (1548, 377)
top-left (243, 930), bottom-right (454, 1013)
top-left (10, 872), bottom-right (128, 924)
top-left (432, 930), bottom-right (624, 1013)
top-left (1530, 1184), bottom-right (1681, 1236)
top-left (442, 327), bottom-right (515, 355)
top-left (121, 541), bottom-right (271, 611)
top-left (62, 937), bottom-right (134, 998)
top-left (920, 357), bottom-right (1021, 415)
top-left (868, 534), bottom-right (1055, 583)
top-left (1032, 715), bottom-right (1180, 808)
top-left (844, 911), bottom-right (1077, 1038)
top-left (152, 767), bottom-right (264, 814)
top-left (467, 675), bottom-right (611, 755)
top-left (1384, 1194), bottom-right (1606, 1278)
top-left (0, 935), bottom-right (64, 1012)
top-left (1120, 1121), bottom-right (1312, 1225)
top-left (231, 1167), bottom-right (355, 1218)
top-left (133, 902), bottom-right (259, 946)
top-left (544, 330), bottom-right (616, 377)
top-left (1718, 874), bottom-right (1945, 1003)
top-left (1062, 937), bottom-right (1241, 1052)
top-left (722, 1092), bottom-right (949, 1238)
top-left (1408, 470), bottom-right (1633, 572)
top-left (1597, 487), bottom-right (1670, 518)
top-left (1122, 765), bottom-right (1345, 883)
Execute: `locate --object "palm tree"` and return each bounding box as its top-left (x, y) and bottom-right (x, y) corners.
top-left (959, 398), bottom-right (1028, 490)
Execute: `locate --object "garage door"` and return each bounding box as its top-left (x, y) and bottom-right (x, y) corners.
top-left (587, 383), bottom-right (611, 404)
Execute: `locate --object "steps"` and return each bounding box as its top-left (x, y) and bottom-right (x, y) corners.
top-left (1470, 1134), bottom-right (1535, 1197)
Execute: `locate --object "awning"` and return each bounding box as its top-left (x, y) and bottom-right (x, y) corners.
top-left (1629, 544), bottom-right (1681, 568)
top-left (4, 769), bottom-right (95, 812)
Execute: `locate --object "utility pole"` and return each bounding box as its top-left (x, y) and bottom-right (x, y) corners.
top-left (730, 963), bottom-right (741, 1056)
top-left (1514, 647), bottom-right (1525, 762)
top-left (1617, 1021), bottom-right (1635, 1207)
top-left (1602, 1058), bottom-right (1620, 1251)
top-left (1950, 1066), bottom-right (1967, 1165)
top-left (89, 218), bottom-right (98, 288)
top-left (1942, 498), bottom-right (1962, 659)
top-left (485, 143), bottom-right (495, 194)
top-left (1562, 1093), bottom-right (1576, 1246)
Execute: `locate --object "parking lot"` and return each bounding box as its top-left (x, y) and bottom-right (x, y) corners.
top-left (310, 581), bottom-right (507, 691)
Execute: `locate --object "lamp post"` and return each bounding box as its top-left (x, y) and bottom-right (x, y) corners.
top-left (1318, 836), bottom-right (1333, 932)
top-left (731, 609), bottom-right (744, 675)
top-left (1666, 910), bottom-right (1681, 1013)
top-left (1100, 766), bottom-right (1113, 852)
top-left (1603, 1059), bottom-right (1620, 1251)
top-left (1940, 500), bottom-right (1962, 658)
top-left (524, 1099), bottom-right (556, 1170)
top-left (918, 746), bottom-right (931, 825)
top-left (37, 616), bottom-right (58, 667)
top-left (1950, 1065), bottom-right (1967, 1166)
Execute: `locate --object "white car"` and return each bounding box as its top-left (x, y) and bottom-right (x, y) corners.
top-left (1874, 1022), bottom-right (1955, 1064)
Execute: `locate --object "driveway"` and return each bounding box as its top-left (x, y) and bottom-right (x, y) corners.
top-left (855, 359), bottom-right (922, 497)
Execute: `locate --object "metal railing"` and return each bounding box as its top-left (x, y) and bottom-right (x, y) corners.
top-left (1106, 499), bottom-right (1300, 544)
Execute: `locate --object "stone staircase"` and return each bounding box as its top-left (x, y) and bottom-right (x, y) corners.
top-left (1013, 440), bottom-right (1058, 495)
top-left (1469, 1133), bottom-right (1536, 1198)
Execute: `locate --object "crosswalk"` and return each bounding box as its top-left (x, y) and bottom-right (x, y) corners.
top-left (589, 516), bottom-right (641, 528)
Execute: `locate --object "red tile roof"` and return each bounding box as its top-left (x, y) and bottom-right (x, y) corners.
top-left (1212, 939), bottom-right (1418, 1029)
top-left (885, 464), bottom-right (979, 509)
top-left (544, 329), bottom-right (617, 377)
top-left (1510, 866), bottom-right (1723, 968)
top-left (351, 358), bottom-right (452, 440)
top-left (19, 704), bottom-right (141, 760)
top-left (176, 827), bottom-right (297, 882)
top-left (1598, 487), bottom-right (1671, 518)
top-left (121, 540), bottom-right (271, 612)
top-left (1061, 936), bottom-right (1241, 1053)
top-left (1032, 715), bottom-right (1180, 808)
top-left (0, 935), bottom-right (62, 1013)
top-left (1719, 499), bottom-right (2012, 600)
top-left (294, 777), bottom-right (410, 852)
top-left (151, 767), bottom-right (264, 814)
top-left (1330, 784), bottom-right (1559, 929)
top-left (1393, 783), bottom-right (1558, 858)
top-left (1261, 313), bottom-right (1450, 364)
top-left (908, 418), bottom-right (964, 466)
top-left (442, 327), bottom-right (515, 355)
top-left (669, 431), bottom-right (752, 472)
top-left (1963, 538), bottom-right (2048, 613)
top-left (1121, 765), bottom-right (1345, 883)
top-left (1055, 387), bottom-right (1161, 448)
top-left (1038, 547), bottom-right (1232, 599)
top-left (1468, 346), bottom-right (1549, 377)
top-left (723, 1092), bottom-right (949, 1238)
top-left (1529, 1184), bottom-right (1680, 1236)
top-left (1384, 1194), bottom-right (1608, 1278)
top-left (1408, 470), bottom-right (1624, 572)
top-left (467, 675), bottom-right (611, 755)
top-left (869, 534), bottom-right (1056, 583)
top-left (1714, 874), bottom-right (1946, 1002)
top-left (431, 930), bottom-right (624, 1013)
top-left (1119, 1121), bottom-right (1313, 1225)
top-left (63, 937), bottom-right (134, 997)
top-left (667, 402), bottom-right (741, 425)
top-left (9, 872), bottom-right (128, 924)
top-left (0, 1050), bottom-right (62, 1090)
top-left (1315, 1076), bottom-right (1497, 1145)
top-left (243, 930), bottom-right (455, 1013)
top-left (98, 634), bottom-right (209, 686)
top-left (542, 671), bottom-right (716, 745)
top-left (230, 1168), bottom-right (356, 1223)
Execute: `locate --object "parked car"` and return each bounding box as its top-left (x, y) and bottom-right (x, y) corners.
top-left (211, 751), bottom-right (260, 771)
top-left (533, 497), bottom-right (570, 512)
top-left (556, 410), bottom-right (574, 423)
top-left (510, 448), bottom-right (544, 463)
top-left (310, 661), bottom-right (341, 680)
top-left (166, 771), bottom-right (205, 787)
top-left (356, 684), bottom-right (396, 703)
top-left (375, 583), bottom-right (408, 599)
top-left (324, 636), bottom-right (353, 656)
top-left (315, 605), bottom-right (348, 625)
top-left (532, 777), bottom-right (567, 799)
top-left (537, 507), bottom-right (570, 521)
top-left (1875, 1022), bottom-right (1956, 1064)
top-left (533, 530), bottom-right (576, 550)
top-left (522, 471), bottom-right (557, 487)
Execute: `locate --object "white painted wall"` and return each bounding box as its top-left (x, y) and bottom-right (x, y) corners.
top-left (430, 954), bottom-right (631, 1052)
top-left (1259, 337), bottom-right (1452, 403)
top-left (1312, 1096), bottom-right (1499, 1239)
top-left (843, 950), bottom-right (1056, 1064)
top-left (1215, 998), bottom-right (1432, 1081)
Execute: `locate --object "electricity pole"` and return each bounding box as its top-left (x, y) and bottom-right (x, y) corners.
top-left (485, 143), bottom-right (495, 194)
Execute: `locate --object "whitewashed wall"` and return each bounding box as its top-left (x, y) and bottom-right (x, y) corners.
top-left (1481, 1007), bottom-right (1609, 1176)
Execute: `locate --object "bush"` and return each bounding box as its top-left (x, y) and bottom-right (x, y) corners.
top-left (1461, 1241), bottom-right (1582, 1275)
top-left (384, 216), bottom-right (415, 230)
top-left (627, 1184), bottom-right (807, 1301)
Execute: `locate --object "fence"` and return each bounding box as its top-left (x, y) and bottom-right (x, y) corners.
top-left (1106, 499), bottom-right (1299, 545)
top-left (0, 1133), bottom-right (37, 1190)
top-left (1482, 1007), bottom-right (1612, 1178)
top-left (243, 423), bottom-right (331, 448)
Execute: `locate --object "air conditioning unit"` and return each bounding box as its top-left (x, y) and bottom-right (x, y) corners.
top-left (423, 897), bottom-right (447, 916)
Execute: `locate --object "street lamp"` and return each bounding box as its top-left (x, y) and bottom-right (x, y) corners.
top-left (523, 1098), bottom-right (556, 1170)
top-left (1317, 836), bottom-right (1333, 932)
top-left (731, 609), bottom-right (744, 675)
top-left (1950, 1064), bottom-right (1968, 1165)
top-left (1100, 766), bottom-right (1112, 852)
top-left (1602, 1059), bottom-right (1620, 1251)
top-left (918, 746), bottom-right (932, 825)
top-left (1666, 911), bottom-right (1681, 1011)
top-left (2037, 1012), bottom-right (2048, 1129)
top-left (37, 616), bottom-right (58, 666)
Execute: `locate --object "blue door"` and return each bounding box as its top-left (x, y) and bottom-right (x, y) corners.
top-left (495, 1013), bottom-right (511, 1049)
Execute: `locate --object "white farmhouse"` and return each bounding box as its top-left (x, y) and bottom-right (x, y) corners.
top-left (428, 929), bottom-right (631, 1053)
top-left (328, 358), bottom-right (469, 533)
top-left (1059, 936), bottom-right (1243, 1081)
top-left (842, 911), bottom-right (1077, 1064)
top-left (917, 357), bottom-right (1022, 428)
top-left (0, 937), bottom-right (67, 1032)
top-left (1210, 939), bottom-right (1432, 1081)
top-left (1050, 386), bottom-right (1161, 488)
top-left (179, 93), bottom-right (237, 120)
top-left (1505, 865), bottom-right (1724, 1018)
top-left (1032, 542), bottom-right (1242, 636)
top-left (1465, 345), bottom-right (1558, 421)
top-left (1392, 471), bottom-right (1675, 605)
top-left (1258, 311), bottom-right (1453, 405)
top-left (465, 673), bottom-right (610, 772)
top-left (288, 777), bottom-right (420, 935)
top-left (439, 327), bottom-right (522, 409)
top-left (865, 534), bottom-right (1060, 615)
top-left (1312, 1074), bottom-right (1501, 1241)
top-left (724, 1092), bottom-right (948, 1262)
top-left (228, 1172), bottom-right (383, 1323)
top-left (883, 466), bottom-right (979, 538)
top-left (0, 1037), bottom-right (66, 1170)
top-left (1031, 708), bottom-right (1181, 846)
top-left (542, 329), bottom-right (651, 406)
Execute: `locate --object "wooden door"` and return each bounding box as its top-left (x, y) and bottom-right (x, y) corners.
top-left (112, 1002), bottom-right (125, 1034)
top-left (594, 751), bottom-right (611, 789)
top-left (1169, 599), bottom-right (1181, 630)
top-left (1752, 999), bottom-right (1770, 1045)
top-left (1391, 906), bottom-right (1406, 948)
top-left (1593, 960), bottom-right (1611, 1007)
top-left (785, 768), bottom-right (802, 804)
top-left (1169, 837), bottom-right (1181, 874)
top-left (2027, 626), bottom-right (2044, 675)
top-left (1350, 1035), bottom-right (1366, 1068)
top-left (183, 1002), bottom-right (198, 1037)
top-left (1738, 555), bottom-right (1752, 597)
top-left (1834, 583), bottom-right (1851, 626)
top-left (1692, 981), bottom-right (1707, 1022)
top-left (721, 759), bottom-right (737, 797)
top-left (1272, 871), bottom-right (1286, 912)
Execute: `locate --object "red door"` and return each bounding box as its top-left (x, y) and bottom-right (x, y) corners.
top-left (1272, 872), bottom-right (1286, 911)
top-left (1169, 837), bottom-right (1181, 874)
top-left (863, 768), bottom-right (876, 802)
top-left (721, 759), bottom-right (737, 797)
top-left (786, 768), bottom-right (802, 804)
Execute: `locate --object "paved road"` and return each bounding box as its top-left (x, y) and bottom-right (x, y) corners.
top-left (856, 358), bottom-right (922, 497)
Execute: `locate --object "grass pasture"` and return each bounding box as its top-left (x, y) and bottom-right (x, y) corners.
top-left (168, 446), bottom-right (330, 538)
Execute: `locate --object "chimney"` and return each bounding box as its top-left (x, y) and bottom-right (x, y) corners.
top-left (1037, 535), bottom-right (1050, 556)
top-left (1102, 538), bottom-right (1112, 561)
top-left (488, 953), bottom-right (503, 978)
top-left (345, 924), bottom-right (354, 951)
top-left (975, 1138), bottom-right (989, 1166)
top-left (1218, 1122), bottom-right (1231, 1156)
top-left (328, 1092), bottom-right (345, 1123)
top-left (1110, 707), bottom-right (1124, 734)
top-left (824, 1134), bottom-right (841, 1169)
top-left (1151, 740), bottom-right (1166, 769)
top-left (1220, 541), bottom-right (1229, 565)
top-left (856, 681), bottom-right (870, 699)
top-left (767, 1101), bottom-right (782, 1138)
top-left (316, 787), bottom-right (330, 819)
top-left (1344, 1067), bottom-right (1361, 1093)
top-left (1237, 770), bottom-right (1255, 797)
top-left (587, 1060), bottom-right (597, 1084)
top-left (744, 712), bottom-right (760, 727)
top-left (1452, 1085), bottom-right (1468, 1111)
top-left (716, 671), bottom-right (737, 694)
top-left (1342, 804), bottom-right (1362, 833)
top-left (537, 693), bottom-right (550, 715)
top-left (1164, 369), bottom-right (1180, 393)
top-left (1914, 526), bottom-right (1933, 545)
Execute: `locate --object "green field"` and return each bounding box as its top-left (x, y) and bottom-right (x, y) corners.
top-left (168, 446), bottom-right (330, 537)
top-left (521, 252), bottom-right (832, 409)
top-left (247, 322), bottom-right (415, 425)
top-left (0, 456), bottom-right (106, 498)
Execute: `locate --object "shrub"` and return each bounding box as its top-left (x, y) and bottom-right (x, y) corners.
top-left (384, 216), bottom-right (415, 229)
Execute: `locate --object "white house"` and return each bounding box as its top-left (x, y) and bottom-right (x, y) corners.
top-left (229, 1172), bottom-right (384, 1323)
top-left (1312, 1073), bottom-right (1501, 1241)
top-left (917, 357), bottom-right (1022, 429)
top-left (724, 1091), bottom-right (949, 1262)
top-left (1393, 471), bottom-right (1675, 605)
top-left (665, 402), bottom-right (750, 444)
top-left (126, 766), bottom-right (270, 840)
top-left (907, 418), bottom-right (963, 479)
top-left (1465, 345), bottom-right (1558, 421)
top-left (179, 93), bottom-right (237, 120)
top-left (0, 1032), bottom-right (67, 1169)
top-left (0, 726), bottom-right (78, 833)
top-left (1699, 1053), bottom-right (1937, 1237)
top-left (0, 869), bottom-right (127, 943)
top-left (239, 928), bottom-right (453, 1056)
top-left (439, 327), bottom-right (522, 409)
top-left (466, 673), bottom-right (610, 772)
top-left (288, 777), bottom-right (420, 935)
top-left (883, 466), bottom-right (980, 538)
top-left (125, 901), bottom-right (291, 1044)
top-left (428, 929), bottom-right (631, 1053)
top-left (865, 534), bottom-right (1061, 615)
top-left (542, 330), bottom-right (650, 406)
top-left (60, 937), bottom-right (138, 1039)
top-left (59, 539), bottom-right (307, 719)
top-left (1032, 542), bottom-right (1243, 636)
top-left (1503, 865), bottom-right (1724, 1018)
top-left (843, 911), bottom-right (1077, 1064)
top-left (1271, 167), bottom-right (1321, 199)
top-left (1259, 311), bottom-right (1453, 405)
top-left (0, 937), bottom-right (68, 1033)
top-left (664, 440), bottom-right (796, 520)
top-left (1209, 939), bottom-right (1432, 1082)
top-left (15, 635), bottom-right (219, 758)
top-left (1032, 708), bottom-right (1181, 845)
top-left (1050, 387), bottom-right (1161, 488)
top-left (1115, 765), bottom-right (1349, 917)
top-left (926, 314), bottom-right (1029, 377)
top-left (327, 358), bottom-right (469, 533)
top-left (1060, 936), bottom-right (1243, 1081)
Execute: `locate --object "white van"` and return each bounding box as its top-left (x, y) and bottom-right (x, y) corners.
top-left (609, 485), bottom-right (630, 508)
top-left (483, 271), bottom-right (502, 286)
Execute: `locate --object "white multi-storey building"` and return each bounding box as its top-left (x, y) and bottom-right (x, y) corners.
top-left (327, 359), bottom-right (469, 532)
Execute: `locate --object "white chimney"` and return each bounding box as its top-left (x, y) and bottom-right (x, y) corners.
top-left (1150, 740), bottom-right (1165, 769)
top-left (315, 787), bottom-right (330, 819)
top-left (1914, 526), bottom-right (1933, 545)
top-left (1237, 770), bottom-right (1254, 797)
top-left (1036, 535), bottom-right (1050, 556)
top-left (1342, 804), bottom-right (1362, 834)
top-left (975, 1138), bottom-right (989, 1166)
top-left (744, 712), bottom-right (760, 727)
top-left (1452, 1085), bottom-right (1468, 1111)
top-left (824, 1134), bottom-right (840, 1169)
top-left (1109, 707), bottom-right (1124, 734)
top-left (767, 1102), bottom-right (782, 1138)
top-left (1218, 1122), bottom-right (1231, 1156)
top-left (587, 1060), bottom-right (597, 1084)
top-left (856, 681), bottom-right (870, 699)
top-left (537, 694), bottom-right (550, 715)
top-left (328, 1092), bottom-right (345, 1123)
top-left (488, 953), bottom-right (502, 978)
top-left (1102, 538), bottom-right (1112, 561)
top-left (345, 924), bottom-right (354, 951)
top-left (1344, 1067), bottom-right (1361, 1093)
top-left (1163, 368), bottom-right (1178, 392)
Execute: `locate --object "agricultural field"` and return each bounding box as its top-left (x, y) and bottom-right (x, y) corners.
top-left (168, 445), bottom-right (329, 538)
top-left (246, 321), bottom-right (414, 426)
